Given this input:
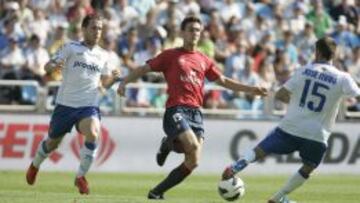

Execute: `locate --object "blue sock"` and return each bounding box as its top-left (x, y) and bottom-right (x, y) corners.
top-left (84, 141), bottom-right (96, 150)
top-left (231, 159), bottom-right (248, 173)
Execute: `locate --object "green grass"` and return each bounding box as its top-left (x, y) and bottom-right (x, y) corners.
top-left (0, 171), bottom-right (359, 203)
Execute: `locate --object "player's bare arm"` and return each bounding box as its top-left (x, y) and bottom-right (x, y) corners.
top-left (215, 75), bottom-right (268, 96)
top-left (275, 87), bottom-right (291, 104)
top-left (101, 69), bottom-right (121, 89)
top-left (117, 64), bottom-right (152, 96)
top-left (44, 59), bottom-right (64, 74)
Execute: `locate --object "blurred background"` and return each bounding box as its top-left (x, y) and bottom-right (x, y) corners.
top-left (0, 0), bottom-right (359, 119)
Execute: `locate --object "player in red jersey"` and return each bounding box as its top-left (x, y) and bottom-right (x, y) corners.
top-left (117, 16), bottom-right (268, 200)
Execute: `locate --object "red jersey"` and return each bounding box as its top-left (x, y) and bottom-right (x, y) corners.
top-left (147, 48), bottom-right (221, 108)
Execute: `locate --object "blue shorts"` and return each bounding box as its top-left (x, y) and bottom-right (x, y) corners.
top-left (258, 127), bottom-right (327, 168)
top-left (163, 106), bottom-right (204, 140)
top-left (48, 104), bottom-right (101, 138)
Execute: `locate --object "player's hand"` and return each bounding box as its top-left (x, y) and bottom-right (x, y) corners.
top-left (117, 83), bottom-right (126, 96)
top-left (251, 86), bottom-right (268, 96)
top-left (52, 59), bottom-right (65, 72)
top-left (111, 69), bottom-right (121, 80)
top-left (45, 59), bottom-right (64, 74)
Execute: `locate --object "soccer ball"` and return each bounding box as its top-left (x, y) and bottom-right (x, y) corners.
top-left (218, 176), bottom-right (245, 201)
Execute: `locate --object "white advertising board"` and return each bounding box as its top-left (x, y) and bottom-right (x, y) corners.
top-left (0, 114), bottom-right (359, 174)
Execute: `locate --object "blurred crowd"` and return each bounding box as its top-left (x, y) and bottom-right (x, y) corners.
top-left (0, 0), bottom-right (359, 112)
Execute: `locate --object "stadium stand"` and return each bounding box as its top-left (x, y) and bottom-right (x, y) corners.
top-left (0, 0), bottom-right (359, 118)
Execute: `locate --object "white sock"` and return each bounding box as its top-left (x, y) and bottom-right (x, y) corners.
top-left (32, 140), bottom-right (50, 168)
top-left (231, 149), bottom-right (256, 173)
top-left (271, 172), bottom-right (307, 201)
top-left (243, 149), bottom-right (256, 163)
top-left (76, 144), bottom-right (97, 177)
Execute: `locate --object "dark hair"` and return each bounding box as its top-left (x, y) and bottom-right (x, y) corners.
top-left (81, 13), bottom-right (102, 28)
top-left (315, 37), bottom-right (337, 60)
top-left (30, 34), bottom-right (40, 42)
top-left (180, 16), bottom-right (202, 31)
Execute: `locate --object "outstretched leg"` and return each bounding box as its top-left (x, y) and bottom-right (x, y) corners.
top-left (149, 130), bottom-right (202, 199)
top-left (222, 146), bottom-right (266, 180)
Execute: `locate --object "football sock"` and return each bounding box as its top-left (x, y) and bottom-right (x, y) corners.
top-left (76, 141), bottom-right (97, 177)
top-left (32, 140), bottom-right (50, 168)
top-left (271, 171), bottom-right (308, 201)
top-left (152, 163), bottom-right (192, 195)
top-left (231, 149), bottom-right (256, 173)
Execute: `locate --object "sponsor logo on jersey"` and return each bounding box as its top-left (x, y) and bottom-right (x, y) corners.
top-left (73, 61), bottom-right (100, 72)
top-left (180, 70), bottom-right (201, 86)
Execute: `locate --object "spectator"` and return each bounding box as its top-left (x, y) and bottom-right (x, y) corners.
top-left (66, 0), bottom-right (94, 23)
top-left (225, 39), bottom-right (248, 79)
top-left (48, 0), bottom-right (68, 30)
top-left (239, 2), bottom-right (257, 31)
top-left (197, 30), bottom-right (215, 58)
top-left (23, 34), bottom-right (49, 82)
top-left (330, 0), bottom-right (358, 27)
top-left (137, 8), bottom-right (158, 40)
top-left (163, 20), bottom-right (182, 49)
top-left (178, 0), bottom-right (200, 16)
top-left (232, 57), bottom-right (263, 115)
top-left (275, 30), bottom-right (298, 65)
top-left (25, 8), bottom-right (50, 46)
top-left (117, 27), bottom-right (144, 71)
top-left (273, 49), bottom-right (293, 86)
top-left (219, 0), bottom-right (241, 24)
top-left (294, 22), bottom-right (317, 65)
top-left (46, 24), bottom-right (68, 56)
top-left (0, 38), bottom-right (25, 76)
top-left (330, 16), bottom-right (359, 49)
top-left (306, 1), bottom-right (333, 38)
top-left (18, 0), bottom-right (34, 26)
top-left (288, 2), bottom-right (307, 33)
top-left (156, 0), bottom-right (184, 26)
top-left (114, 0), bottom-right (139, 32)
top-left (129, 0), bottom-right (156, 22)
top-left (347, 47), bottom-right (360, 84)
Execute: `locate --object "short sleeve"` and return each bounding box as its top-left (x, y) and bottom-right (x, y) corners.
top-left (101, 61), bottom-right (112, 75)
top-left (146, 50), bottom-right (170, 72)
top-left (342, 73), bottom-right (360, 98)
top-left (52, 43), bottom-right (70, 62)
top-left (205, 58), bottom-right (221, 81)
top-left (283, 69), bottom-right (300, 92)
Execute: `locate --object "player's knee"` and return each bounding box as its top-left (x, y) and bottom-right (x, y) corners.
top-left (184, 142), bottom-right (200, 154)
top-left (185, 158), bottom-right (199, 170)
top-left (298, 164), bottom-right (316, 179)
top-left (85, 131), bottom-right (99, 142)
top-left (46, 139), bottom-right (61, 151)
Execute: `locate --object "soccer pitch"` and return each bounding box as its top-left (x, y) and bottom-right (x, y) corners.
top-left (0, 171), bottom-right (359, 203)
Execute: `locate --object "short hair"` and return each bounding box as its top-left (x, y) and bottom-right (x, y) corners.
top-left (180, 16), bottom-right (202, 31)
top-left (30, 34), bottom-right (40, 42)
top-left (81, 13), bottom-right (102, 28)
top-left (315, 37), bottom-right (337, 60)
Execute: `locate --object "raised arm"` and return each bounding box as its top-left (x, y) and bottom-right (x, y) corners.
top-left (215, 75), bottom-right (268, 96)
top-left (117, 64), bottom-right (152, 96)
